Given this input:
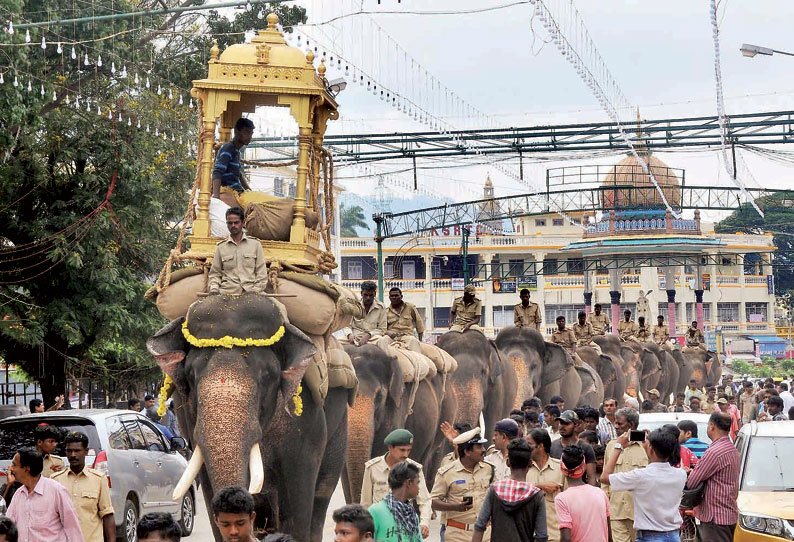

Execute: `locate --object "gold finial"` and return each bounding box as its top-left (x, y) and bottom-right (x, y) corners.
top-left (318, 59), bottom-right (326, 77)
top-left (210, 39), bottom-right (219, 63)
top-left (306, 50), bottom-right (315, 65)
top-left (266, 13), bottom-right (279, 30)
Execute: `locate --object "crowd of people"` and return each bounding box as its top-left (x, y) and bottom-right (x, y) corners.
top-left (330, 372), bottom-right (794, 542)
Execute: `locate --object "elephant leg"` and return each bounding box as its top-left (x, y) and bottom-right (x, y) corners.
top-left (311, 388), bottom-right (348, 542)
top-left (426, 378), bottom-right (457, 487)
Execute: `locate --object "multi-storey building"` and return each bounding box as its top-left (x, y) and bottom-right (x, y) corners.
top-left (340, 154), bottom-right (777, 344)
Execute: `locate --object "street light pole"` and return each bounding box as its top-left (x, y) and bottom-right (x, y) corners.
top-left (740, 43), bottom-right (794, 58)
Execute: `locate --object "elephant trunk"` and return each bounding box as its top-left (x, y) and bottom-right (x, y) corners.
top-left (346, 394), bottom-right (375, 503)
top-left (507, 353), bottom-right (533, 411)
top-left (194, 358), bottom-right (264, 495)
top-left (451, 378), bottom-right (485, 427)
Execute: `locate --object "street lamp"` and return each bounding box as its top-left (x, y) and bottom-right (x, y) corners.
top-left (740, 43), bottom-right (794, 58)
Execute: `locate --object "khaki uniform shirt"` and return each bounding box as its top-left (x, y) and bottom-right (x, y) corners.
top-left (42, 454), bottom-right (64, 478)
top-left (514, 302), bottom-right (542, 329)
top-left (587, 312), bottom-right (610, 335)
top-left (439, 451), bottom-right (456, 470)
top-left (451, 297), bottom-right (482, 328)
top-left (359, 456), bottom-right (432, 527)
top-left (484, 447), bottom-right (510, 482)
top-left (573, 322), bottom-right (595, 345)
top-left (386, 302), bottom-right (425, 337)
top-left (527, 458), bottom-right (565, 542)
top-left (551, 328), bottom-right (577, 353)
top-left (430, 459), bottom-right (493, 526)
top-left (604, 440), bottom-right (648, 520)
top-left (653, 324), bottom-right (669, 345)
top-left (208, 234), bottom-right (267, 294)
top-left (52, 467), bottom-right (114, 542)
top-left (618, 319), bottom-right (639, 341)
top-left (703, 399), bottom-right (717, 414)
top-left (351, 299), bottom-right (387, 340)
top-left (636, 325), bottom-right (651, 342)
top-left (685, 328), bottom-right (705, 347)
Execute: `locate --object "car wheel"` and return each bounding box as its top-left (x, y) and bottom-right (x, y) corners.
top-left (179, 490), bottom-right (195, 536)
top-left (123, 499), bottom-right (138, 542)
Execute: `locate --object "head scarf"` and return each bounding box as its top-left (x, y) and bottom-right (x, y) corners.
top-left (384, 491), bottom-right (420, 541)
top-left (560, 457), bottom-right (587, 479)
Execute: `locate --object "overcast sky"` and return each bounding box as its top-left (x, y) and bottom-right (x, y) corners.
top-left (273, 0), bottom-right (794, 218)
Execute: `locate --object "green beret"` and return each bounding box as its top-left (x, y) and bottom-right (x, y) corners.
top-left (384, 429), bottom-right (414, 447)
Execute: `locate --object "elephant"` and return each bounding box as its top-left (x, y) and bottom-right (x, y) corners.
top-left (574, 361), bottom-right (605, 408)
top-left (590, 335), bottom-right (628, 403)
top-left (341, 343), bottom-right (456, 502)
top-left (574, 345), bottom-right (617, 406)
top-left (643, 343), bottom-right (679, 404)
top-left (617, 340), bottom-right (663, 400)
top-left (146, 294), bottom-right (348, 542)
top-left (438, 329), bottom-right (517, 437)
top-left (671, 349), bottom-right (694, 393)
top-left (493, 326), bottom-right (588, 409)
top-left (682, 347), bottom-right (721, 387)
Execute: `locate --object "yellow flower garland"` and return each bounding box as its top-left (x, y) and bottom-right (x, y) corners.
top-left (157, 374), bottom-right (174, 417)
top-left (181, 319), bottom-right (285, 349)
top-left (292, 383), bottom-right (303, 416)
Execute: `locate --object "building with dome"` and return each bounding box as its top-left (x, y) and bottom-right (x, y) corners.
top-left (339, 153), bottom-right (778, 348)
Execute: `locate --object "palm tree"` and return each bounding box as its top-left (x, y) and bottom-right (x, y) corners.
top-left (340, 203), bottom-right (370, 237)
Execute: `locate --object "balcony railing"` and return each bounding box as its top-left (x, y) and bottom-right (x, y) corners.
top-left (745, 275), bottom-right (768, 285)
top-left (583, 209), bottom-right (701, 238)
top-left (716, 275), bottom-right (740, 285)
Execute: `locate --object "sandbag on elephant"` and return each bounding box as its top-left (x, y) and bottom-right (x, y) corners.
top-left (146, 294), bottom-right (348, 542)
top-left (238, 191), bottom-right (319, 242)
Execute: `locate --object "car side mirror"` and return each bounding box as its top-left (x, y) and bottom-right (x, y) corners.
top-left (170, 437), bottom-right (187, 451)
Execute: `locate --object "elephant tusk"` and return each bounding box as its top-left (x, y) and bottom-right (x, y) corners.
top-left (173, 446), bottom-right (203, 501)
top-left (248, 443), bottom-right (265, 495)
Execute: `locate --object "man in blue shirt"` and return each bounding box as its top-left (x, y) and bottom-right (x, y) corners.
top-left (677, 420), bottom-right (709, 459)
top-left (212, 117), bottom-right (254, 199)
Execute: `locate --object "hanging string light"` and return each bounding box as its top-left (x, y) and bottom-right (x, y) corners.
top-left (57, 42), bottom-right (62, 54)
top-left (40, 36), bottom-right (46, 49)
top-left (24, 29), bottom-right (30, 43)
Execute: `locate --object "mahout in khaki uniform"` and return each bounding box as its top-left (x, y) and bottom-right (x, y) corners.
top-left (587, 304), bottom-right (610, 335)
top-left (449, 284), bottom-right (483, 333)
top-left (635, 317), bottom-right (651, 342)
top-left (384, 287), bottom-right (425, 352)
top-left (513, 288), bottom-right (542, 330)
top-left (617, 310), bottom-right (638, 342)
top-left (207, 207), bottom-right (266, 295)
top-left (653, 315), bottom-right (670, 346)
top-left (348, 281), bottom-right (387, 345)
top-left (551, 316), bottom-right (577, 355)
top-left (685, 321), bottom-right (706, 350)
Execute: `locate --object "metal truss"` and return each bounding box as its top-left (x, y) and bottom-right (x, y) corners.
top-left (375, 185), bottom-right (793, 238)
top-left (249, 110), bottom-right (794, 163)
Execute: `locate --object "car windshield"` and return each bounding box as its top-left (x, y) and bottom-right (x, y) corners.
top-left (0, 418), bottom-right (102, 458)
top-left (638, 420), bottom-right (712, 445)
top-left (741, 437), bottom-right (794, 491)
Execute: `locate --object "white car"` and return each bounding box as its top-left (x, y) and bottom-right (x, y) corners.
top-left (638, 412), bottom-right (713, 445)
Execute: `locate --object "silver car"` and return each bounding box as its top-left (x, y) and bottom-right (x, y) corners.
top-left (0, 409), bottom-right (195, 542)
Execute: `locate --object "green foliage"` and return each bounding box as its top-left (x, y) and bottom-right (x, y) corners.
top-left (0, 1), bottom-right (307, 399)
top-left (340, 203), bottom-right (369, 237)
top-left (715, 192), bottom-right (794, 294)
top-left (730, 356), bottom-right (793, 378)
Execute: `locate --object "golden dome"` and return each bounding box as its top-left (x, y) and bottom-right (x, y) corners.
top-left (218, 13), bottom-right (307, 69)
top-left (601, 152), bottom-right (682, 208)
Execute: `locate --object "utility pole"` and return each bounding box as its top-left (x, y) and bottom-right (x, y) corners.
top-left (374, 214), bottom-right (385, 301)
top-left (462, 225), bottom-right (470, 285)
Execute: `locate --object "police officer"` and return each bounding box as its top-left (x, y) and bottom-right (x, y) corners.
top-left (384, 287), bottom-right (425, 352)
top-left (484, 419), bottom-right (519, 482)
top-left (635, 316), bottom-right (651, 342)
top-left (572, 311), bottom-right (597, 347)
top-left (551, 316), bottom-right (577, 355)
top-left (359, 429), bottom-right (431, 539)
top-left (449, 284), bottom-right (483, 333)
top-left (618, 310), bottom-right (638, 342)
top-left (53, 431), bottom-right (114, 542)
top-left (513, 289), bottom-right (541, 331)
top-left (653, 315), bottom-right (670, 346)
top-left (430, 426), bottom-right (494, 542)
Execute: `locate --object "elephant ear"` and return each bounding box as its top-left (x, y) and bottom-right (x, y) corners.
top-left (147, 317), bottom-right (188, 380)
top-left (387, 353), bottom-right (406, 408)
top-left (597, 354), bottom-right (617, 385)
top-left (542, 342), bottom-right (571, 387)
top-left (275, 323), bottom-right (318, 370)
top-left (487, 340), bottom-right (504, 385)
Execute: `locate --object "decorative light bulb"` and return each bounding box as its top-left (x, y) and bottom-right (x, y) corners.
top-left (57, 42), bottom-right (62, 54)
top-left (84, 53), bottom-right (89, 66)
top-left (7, 21), bottom-right (13, 35)
top-left (86, 99), bottom-right (90, 111)
top-left (178, 94), bottom-right (183, 105)
top-left (108, 109), bottom-right (112, 119)
top-left (157, 83), bottom-right (161, 95)
top-left (65, 94), bottom-right (70, 104)
top-left (97, 55), bottom-right (102, 67)
top-left (118, 112), bottom-right (122, 121)
top-left (189, 98), bottom-right (193, 108)
top-left (71, 46), bottom-right (76, 60)
top-left (137, 119), bottom-right (141, 129)
top-left (257, 9), bottom-right (264, 19)
top-left (74, 96), bottom-right (80, 108)
top-left (146, 124), bottom-right (150, 133)
top-left (155, 128), bottom-right (159, 136)
top-left (121, 65), bottom-right (127, 78)
top-left (134, 72), bottom-right (139, 85)
top-left (245, 1), bottom-right (252, 11)
top-left (179, 136), bottom-right (183, 144)
top-left (145, 76), bottom-right (150, 89)
top-left (52, 90), bottom-right (56, 101)
top-left (111, 61), bottom-right (116, 74)
top-left (40, 36), bottom-right (46, 49)
top-left (168, 88), bottom-right (173, 99)
top-left (40, 84), bottom-right (44, 96)
top-left (97, 104), bottom-right (101, 115)
top-left (24, 29), bottom-right (30, 43)
top-left (171, 134), bottom-right (175, 141)
top-left (26, 79), bottom-right (31, 92)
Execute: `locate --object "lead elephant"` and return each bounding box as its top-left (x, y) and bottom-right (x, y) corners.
top-left (671, 349), bottom-right (694, 393)
top-left (589, 335), bottom-right (628, 403)
top-left (619, 341), bottom-right (662, 399)
top-left (643, 343), bottom-right (679, 404)
top-left (438, 329), bottom-right (517, 437)
top-left (682, 347), bottom-right (721, 387)
top-left (146, 294), bottom-right (348, 542)
top-left (341, 343), bottom-right (455, 501)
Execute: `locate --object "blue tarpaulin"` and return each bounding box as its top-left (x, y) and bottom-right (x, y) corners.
top-left (746, 335), bottom-right (787, 357)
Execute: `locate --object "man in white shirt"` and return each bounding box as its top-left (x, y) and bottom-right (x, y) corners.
top-left (778, 382), bottom-right (794, 415)
top-left (600, 428), bottom-right (687, 542)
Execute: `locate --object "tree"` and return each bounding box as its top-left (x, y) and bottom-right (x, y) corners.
top-left (0, 1), bottom-right (307, 405)
top-left (340, 203), bottom-right (369, 237)
top-left (714, 193), bottom-right (794, 294)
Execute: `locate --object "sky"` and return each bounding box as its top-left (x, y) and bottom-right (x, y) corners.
top-left (254, 0), bottom-right (794, 224)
